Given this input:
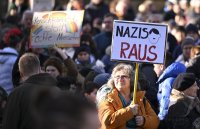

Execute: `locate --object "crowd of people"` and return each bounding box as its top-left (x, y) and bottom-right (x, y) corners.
top-left (0, 0), bottom-right (200, 129)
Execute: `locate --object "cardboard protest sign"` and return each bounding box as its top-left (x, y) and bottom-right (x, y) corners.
top-left (30, 0), bottom-right (55, 12)
top-left (31, 10), bottom-right (84, 48)
top-left (111, 20), bottom-right (168, 64)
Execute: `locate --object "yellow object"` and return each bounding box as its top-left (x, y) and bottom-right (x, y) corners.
top-left (133, 63), bottom-right (139, 104)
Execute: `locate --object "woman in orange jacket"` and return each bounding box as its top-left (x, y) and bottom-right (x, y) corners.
top-left (97, 63), bottom-right (159, 129)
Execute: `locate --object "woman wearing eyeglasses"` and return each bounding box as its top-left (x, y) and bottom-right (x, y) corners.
top-left (97, 63), bottom-right (159, 129)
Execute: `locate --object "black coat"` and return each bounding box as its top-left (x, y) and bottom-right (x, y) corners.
top-left (165, 92), bottom-right (200, 129)
top-left (3, 73), bottom-right (58, 129)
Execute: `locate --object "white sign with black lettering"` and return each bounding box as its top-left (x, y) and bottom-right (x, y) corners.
top-left (111, 20), bottom-right (168, 64)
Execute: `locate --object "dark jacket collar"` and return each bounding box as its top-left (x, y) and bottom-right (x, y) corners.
top-left (24, 73), bottom-right (57, 86)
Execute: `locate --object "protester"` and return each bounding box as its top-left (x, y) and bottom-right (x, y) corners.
top-left (171, 26), bottom-right (186, 60)
top-left (186, 55), bottom-right (200, 79)
top-left (85, 0), bottom-right (109, 25)
top-left (165, 73), bottom-right (200, 129)
top-left (73, 44), bottom-right (96, 70)
top-left (101, 45), bottom-right (117, 73)
top-left (93, 73), bottom-right (110, 88)
top-left (31, 87), bottom-right (100, 129)
top-left (112, 0), bottom-right (135, 21)
top-left (44, 57), bottom-right (63, 78)
top-left (3, 53), bottom-right (58, 129)
top-left (93, 13), bottom-right (117, 59)
top-left (154, 62), bottom-right (186, 121)
top-left (0, 27), bottom-right (22, 94)
top-left (20, 10), bottom-right (33, 34)
top-left (186, 55), bottom-right (200, 99)
top-left (97, 63), bottom-right (159, 129)
top-left (190, 45), bottom-right (200, 59)
top-left (83, 82), bottom-right (99, 103)
top-left (175, 37), bottom-right (195, 66)
top-left (0, 0), bottom-right (200, 129)
top-left (185, 24), bottom-right (200, 44)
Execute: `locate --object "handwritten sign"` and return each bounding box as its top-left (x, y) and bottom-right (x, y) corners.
top-left (31, 10), bottom-right (84, 48)
top-left (30, 0), bottom-right (55, 12)
top-left (111, 20), bottom-right (168, 64)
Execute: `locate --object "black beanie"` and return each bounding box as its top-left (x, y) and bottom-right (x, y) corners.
top-left (75, 44), bottom-right (91, 55)
top-left (185, 24), bottom-right (199, 35)
top-left (173, 73), bottom-right (196, 91)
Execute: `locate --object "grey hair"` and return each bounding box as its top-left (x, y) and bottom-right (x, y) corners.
top-left (107, 63), bottom-right (135, 93)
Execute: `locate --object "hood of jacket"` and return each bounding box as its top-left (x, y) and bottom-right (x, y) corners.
top-left (158, 62), bottom-right (186, 83)
top-left (0, 47), bottom-right (18, 63)
top-left (96, 84), bottom-right (146, 106)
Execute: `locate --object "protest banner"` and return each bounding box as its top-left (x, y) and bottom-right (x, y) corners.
top-left (30, 0), bottom-right (55, 12)
top-left (111, 20), bottom-right (168, 64)
top-left (31, 10), bottom-right (84, 48)
top-left (111, 20), bottom-right (168, 103)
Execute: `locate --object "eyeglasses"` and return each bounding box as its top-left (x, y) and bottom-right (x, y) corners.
top-left (114, 75), bottom-right (130, 80)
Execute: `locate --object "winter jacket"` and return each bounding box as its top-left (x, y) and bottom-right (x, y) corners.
top-left (157, 62), bottom-right (186, 120)
top-left (98, 86), bottom-right (159, 129)
top-left (3, 73), bottom-right (58, 129)
top-left (85, 2), bottom-right (109, 24)
top-left (165, 89), bottom-right (200, 129)
top-left (0, 47), bottom-right (18, 94)
top-left (75, 55), bottom-right (96, 71)
top-left (93, 32), bottom-right (112, 59)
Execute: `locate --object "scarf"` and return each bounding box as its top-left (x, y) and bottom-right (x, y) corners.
top-left (118, 93), bottom-right (136, 129)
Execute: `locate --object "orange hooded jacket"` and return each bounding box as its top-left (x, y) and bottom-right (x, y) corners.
top-left (98, 88), bottom-right (159, 129)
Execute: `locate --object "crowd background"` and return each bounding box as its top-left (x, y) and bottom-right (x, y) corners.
top-left (0, 0), bottom-right (199, 129)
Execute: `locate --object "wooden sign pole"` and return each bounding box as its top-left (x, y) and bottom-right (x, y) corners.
top-left (133, 63), bottom-right (139, 104)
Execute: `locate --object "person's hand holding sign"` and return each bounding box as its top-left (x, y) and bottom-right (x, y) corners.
top-left (129, 104), bottom-right (145, 126)
top-left (135, 116), bottom-right (145, 126)
top-left (129, 104), bottom-right (138, 115)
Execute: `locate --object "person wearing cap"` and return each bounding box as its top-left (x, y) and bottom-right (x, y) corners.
top-left (185, 24), bottom-right (199, 45)
top-left (93, 73), bottom-right (110, 88)
top-left (74, 44), bottom-right (97, 71)
top-left (165, 73), bottom-right (200, 129)
top-left (175, 37), bottom-right (195, 66)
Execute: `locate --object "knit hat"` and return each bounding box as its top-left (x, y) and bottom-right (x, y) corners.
top-left (75, 44), bottom-right (91, 56)
top-left (181, 38), bottom-right (194, 50)
top-left (93, 73), bottom-right (111, 88)
top-left (185, 24), bottom-right (199, 35)
top-left (173, 73), bottom-right (196, 91)
top-left (44, 57), bottom-right (63, 74)
top-left (3, 27), bottom-right (22, 47)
